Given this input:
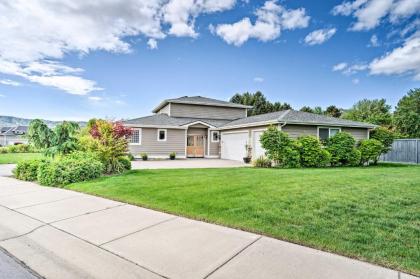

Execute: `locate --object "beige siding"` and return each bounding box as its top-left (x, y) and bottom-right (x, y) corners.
top-left (128, 128), bottom-right (186, 157)
top-left (158, 104), bottom-right (170, 115)
top-left (0, 135), bottom-right (27, 146)
top-left (170, 103), bottom-right (246, 120)
top-left (282, 125), bottom-right (318, 139)
top-left (342, 127), bottom-right (369, 141)
top-left (209, 131), bottom-right (220, 156)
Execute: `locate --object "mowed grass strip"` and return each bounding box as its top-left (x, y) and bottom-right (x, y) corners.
top-left (0, 153), bottom-right (43, 164)
top-left (67, 165), bottom-right (420, 275)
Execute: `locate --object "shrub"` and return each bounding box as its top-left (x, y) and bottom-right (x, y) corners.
top-left (348, 148), bottom-right (362, 167)
top-left (252, 156), bottom-right (272, 168)
top-left (37, 155), bottom-right (103, 187)
top-left (260, 126), bottom-right (300, 167)
top-left (13, 159), bottom-right (45, 181)
top-left (79, 119), bottom-right (132, 174)
top-left (0, 147), bottom-right (7, 153)
top-left (7, 145), bottom-right (18, 153)
top-left (326, 132), bottom-right (358, 166)
top-left (169, 152), bottom-right (176, 160)
top-left (127, 153), bottom-right (135, 161)
top-left (141, 153), bottom-right (148, 161)
top-left (358, 139), bottom-right (384, 166)
top-left (118, 156), bottom-right (131, 171)
top-left (297, 136), bottom-right (331, 167)
top-left (369, 127), bottom-right (394, 163)
top-left (14, 144), bottom-right (30, 153)
top-left (282, 143), bottom-right (301, 168)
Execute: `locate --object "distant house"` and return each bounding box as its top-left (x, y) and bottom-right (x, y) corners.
top-left (124, 96), bottom-right (376, 161)
top-left (0, 126), bottom-right (28, 146)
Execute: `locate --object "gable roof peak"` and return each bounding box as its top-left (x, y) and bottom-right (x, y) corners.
top-left (152, 95), bottom-right (252, 112)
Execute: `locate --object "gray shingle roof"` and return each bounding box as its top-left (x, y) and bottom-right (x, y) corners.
top-left (220, 111), bottom-right (288, 127)
top-left (221, 110), bottom-right (376, 129)
top-left (123, 114), bottom-right (231, 128)
top-left (0, 126), bottom-right (28, 135)
top-left (152, 96), bottom-right (252, 112)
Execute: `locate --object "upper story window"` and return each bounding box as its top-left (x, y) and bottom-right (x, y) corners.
top-left (129, 128), bottom-right (141, 145)
top-left (318, 127), bottom-right (341, 141)
top-left (211, 131), bottom-right (220, 142)
top-left (157, 129), bottom-right (167, 141)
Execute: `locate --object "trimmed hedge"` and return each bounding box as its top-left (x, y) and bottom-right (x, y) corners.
top-left (13, 159), bottom-right (45, 181)
top-left (37, 156), bottom-right (103, 186)
top-left (0, 144), bottom-right (39, 154)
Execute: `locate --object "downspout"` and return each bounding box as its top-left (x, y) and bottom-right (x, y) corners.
top-left (278, 122), bottom-right (287, 130)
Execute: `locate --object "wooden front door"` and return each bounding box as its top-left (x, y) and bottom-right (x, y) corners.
top-left (187, 135), bottom-right (205, 158)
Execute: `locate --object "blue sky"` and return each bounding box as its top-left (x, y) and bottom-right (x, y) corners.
top-left (0, 0), bottom-right (419, 121)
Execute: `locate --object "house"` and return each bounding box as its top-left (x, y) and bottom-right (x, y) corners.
top-left (0, 126), bottom-right (29, 146)
top-left (124, 96), bottom-right (376, 161)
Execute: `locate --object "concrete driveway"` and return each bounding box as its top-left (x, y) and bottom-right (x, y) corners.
top-left (0, 164), bottom-right (15, 177)
top-left (0, 176), bottom-right (416, 279)
top-left (132, 159), bottom-right (247, 169)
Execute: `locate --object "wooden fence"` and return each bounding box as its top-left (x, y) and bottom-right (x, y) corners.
top-left (380, 139), bottom-right (420, 164)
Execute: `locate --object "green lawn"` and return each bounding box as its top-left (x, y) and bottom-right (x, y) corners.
top-left (67, 165), bottom-right (420, 275)
top-left (0, 153), bottom-right (43, 164)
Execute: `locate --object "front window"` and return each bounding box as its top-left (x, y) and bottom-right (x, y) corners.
top-left (157, 129), bottom-right (167, 141)
top-left (129, 129), bottom-right (141, 144)
top-left (318, 127), bottom-right (341, 141)
top-left (211, 131), bottom-right (220, 142)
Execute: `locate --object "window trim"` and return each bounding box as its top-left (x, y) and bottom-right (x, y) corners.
top-left (317, 127), bottom-right (341, 140)
top-left (211, 131), bottom-right (220, 143)
top-left (157, 129), bottom-right (167, 142)
top-left (129, 128), bottom-right (142, 145)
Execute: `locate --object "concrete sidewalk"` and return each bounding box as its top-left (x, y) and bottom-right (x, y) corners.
top-left (0, 176), bottom-right (416, 279)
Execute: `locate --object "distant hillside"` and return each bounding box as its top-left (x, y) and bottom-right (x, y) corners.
top-left (0, 115), bottom-right (86, 127)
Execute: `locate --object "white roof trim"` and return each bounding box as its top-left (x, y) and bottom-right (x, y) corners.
top-left (282, 120), bottom-right (377, 129)
top-left (124, 124), bottom-right (187, 129)
top-left (219, 120), bottom-right (280, 130)
top-left (181, 120), bottom-right (216, 128)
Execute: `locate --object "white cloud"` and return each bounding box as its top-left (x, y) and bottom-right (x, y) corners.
top-left (390, 0), bottom-right (420, 22)
top-left (344, 64), bottom-right (368, 75)
top-left (369, 33), bottom-right (420, 80)
top-left (332, 0), bottom-right (368, 16)
top-left (332, 33), bottom-right (420, 80)
top-left (0, 79), bottom-right (21, 86)
top-left (352, 78), bottom-right (360, 84)
top-left (369, 34), bottom-right (379, 47)
top-left (163, 0), bottom-right (236, 37)
top-left (332, 0), bottom-right (420, 31)
top-left (332, 62), bottom-right (348, 71)
top-left (28, 75), bottom-right (102, 95)
top-left (212, 0), bottom-right (309, 46)
top-left (332, 62), bottom-right (368, 75)
top-left (304, 28), bottom-right (336, 45)
top-left (0, 0), bottom-right (238, 94)
top-left (0, 59), bottom-right (101, 95)
top-left (88, 96), bottom-right (103, 101)
top-left (253, 77), bottom-right (264, 82)
top-left (147, 38), bottom-right (158, 49)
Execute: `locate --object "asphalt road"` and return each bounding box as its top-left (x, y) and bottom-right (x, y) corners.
top-left (0, 249), bottom-right (39, 279)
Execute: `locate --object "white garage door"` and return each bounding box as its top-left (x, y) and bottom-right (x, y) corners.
top-left (221, 132), bottom-right (248, 161)
top-left (253, 130), bottom-right (266, 158)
